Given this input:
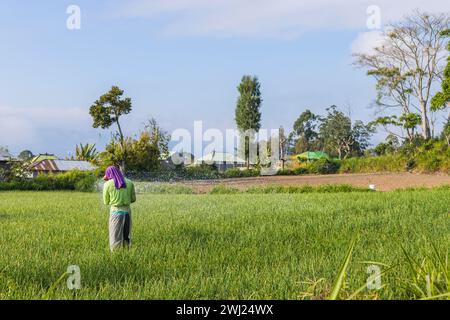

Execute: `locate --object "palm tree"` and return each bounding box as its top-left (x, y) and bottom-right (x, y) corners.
top-left (75, 143), bottom-right (98, 162)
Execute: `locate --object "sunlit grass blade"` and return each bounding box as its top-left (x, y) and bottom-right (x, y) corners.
top-left (42, 272), bottom-right (69, 300)
top-left (419, 292), bottom-right (450, 300)
top-left (347, 263), bottom-right (396, 300)
top-left (329, 237), bottom-right (357, 300)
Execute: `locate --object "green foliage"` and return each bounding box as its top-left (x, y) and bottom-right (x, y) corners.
top-left (320, 106), bottom-right (374, 159)
top-left (235, 75), bottom-right (262, 168)
top-left (222, 168), bottom-right (260, 178)
top-left (74, 175), bottom-right (98, 192)
top-left (75, 143), bottom-right (98, 162)
top-left (277, 167), bottom-right (309, 176)
top-left (339, 140), bottom-right (450, 174)
top-left (100, 132), bottom-right (161, 173)
top-left (329, 237), bottom-right (357, 300)
top-left (306, 158), bottom-right (340, 174)
top-left (17, 150), bottom-right (34, 161)
top-left (339, 155), bottom-right (408, 173)
top-left (89, 86), bottom-right (132, 170)
top-left (277, 169), bottom-right (295, 176)
top-left (89, 86), bottom-right (132, 130)
top-left (128, 132), bottom-right (161, 172)
top-left (373, 134), bottom-right (401, 156)
top-left (369, 114), bottom-right (421, 142)
top-left (401, 242), bottom-right (450, 300)
top-left (235, 75), bottom-right (262, 132)
top-left (277, 159), bottom-right (341, 176)
top-left (431, 29), bottom-right (450, 112)
top-left (0, 170), bottom-right (97, 191)
top-left (1, 160), bottom-right (31, 182)
top-left (184, 164), bottom-right (221, 180)
top-left (289, 110), bottom-right (322, 153)
top-left (1, 189), bottom-right (450, 299)
top-left (442, 119), bottom-right (450, 146)
top-left (143, 118), bottom-right (171, 160)
top-left (414, 140), bottom-right (450, 174)
top-left (288, 106), bottom-right (374, 159)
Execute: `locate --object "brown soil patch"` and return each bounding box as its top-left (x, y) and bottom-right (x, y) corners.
top-left (180, 173), bottom-right (450, 193)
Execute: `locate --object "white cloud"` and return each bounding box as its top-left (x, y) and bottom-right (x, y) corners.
top-left (0, 106), bottom-right (91, 152)
top-left (351, 30), bottom-right (387, 55)
top-left (115, 0), bottom-right (450, 38)
top-left (0, 115), bottom-right (34, 147)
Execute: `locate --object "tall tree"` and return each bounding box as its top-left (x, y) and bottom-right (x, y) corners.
top-left (235, 75), bottom-right (262, 169)
top-left (278, 126), bottom-right (288, 170)
top-left (432, 29), bottom-right (450, 120)
top-left (18, 150), bottom-right (34, 161)
top-left (319, 106), bottom-right (374, 159)
top-left (143, 117), bottom-right (171, 160)
top-left (289, 110), bottom-right (322, 153)
top-left (354, 11), bottom-right (450, 139)
top-left (89, 86), bottom-right (132, 172)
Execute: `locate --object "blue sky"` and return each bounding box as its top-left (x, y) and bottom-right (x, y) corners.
top-left (0, 0), bottom-right (448, 157)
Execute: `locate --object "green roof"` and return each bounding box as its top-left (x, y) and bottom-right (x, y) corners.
top-left (295, 151), bottom-right (330, 161)
top-left (31, 154), bottom-right (58, 163)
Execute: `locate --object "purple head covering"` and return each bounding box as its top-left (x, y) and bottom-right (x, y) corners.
top-left (105, 166), bottom-right (127, 189)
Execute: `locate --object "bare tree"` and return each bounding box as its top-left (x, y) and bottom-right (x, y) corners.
top-left (354, 10), bottom-right (450, 139)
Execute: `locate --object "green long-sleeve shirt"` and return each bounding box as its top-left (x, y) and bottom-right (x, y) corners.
top-left (103, 178), bottom-right (136, 213)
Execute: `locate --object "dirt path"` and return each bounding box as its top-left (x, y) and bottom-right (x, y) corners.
top-left (180, 173), bottom-right (450, 193)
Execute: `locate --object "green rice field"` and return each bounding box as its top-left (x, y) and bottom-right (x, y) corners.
top-left (1, 189), bottom-right (450, 299)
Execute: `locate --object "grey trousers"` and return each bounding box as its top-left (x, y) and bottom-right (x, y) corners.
top-left (109, 213), bottom-right (132, 251)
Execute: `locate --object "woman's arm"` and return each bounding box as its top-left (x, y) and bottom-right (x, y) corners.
top-left (103, 183), bottom-right (110, 205)
top-left (131, 182), bottom-right (136, 203)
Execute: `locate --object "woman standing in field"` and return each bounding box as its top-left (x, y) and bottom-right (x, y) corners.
top-left (103, 166), bottom-right (136, 251)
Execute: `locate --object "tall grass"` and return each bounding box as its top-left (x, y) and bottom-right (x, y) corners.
top-left (0, 189), bottom-right (449, 299)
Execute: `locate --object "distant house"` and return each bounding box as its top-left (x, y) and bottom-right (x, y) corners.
top-left (30, 159), bottom-right (96, 177)
top-left (194, 152), bottom-right (246, 172)
top-left (0, 149), bottom-right (14, 170)
top-left (161, 151), bottom-right (195, 169)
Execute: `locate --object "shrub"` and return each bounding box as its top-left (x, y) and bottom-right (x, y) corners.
top-left (0, 170), bottom-right (97, 192)
top-left (277, 167), bottom-right (310, 175)
top-left (339, 155), bottom-right (408, 173)
top-left (210, 185), bottom-right (240, 194)
top-left (414, 141), bottom-right (450, 173)
top-left (294, 167), bottom-right (310, 175)
top-left (277, 169), bottom-right (296, 176)
top-left (184, 165), bottom-right (221, 180)
top-left (75, 175), bottom-right (98, 192)
top-left (306, 158), bottom-right (340, 174)
top-left (223, 168), bottom-right (260, 178)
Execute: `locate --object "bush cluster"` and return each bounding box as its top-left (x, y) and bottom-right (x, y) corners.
top-left (339, 140), bottom-right (450, 174)
top-left (222, 168), bottom-right (260, 178)
top-left (277, 159), bottom-right (340, 175)
top-left (0, 170), bottom-right (98, 192)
